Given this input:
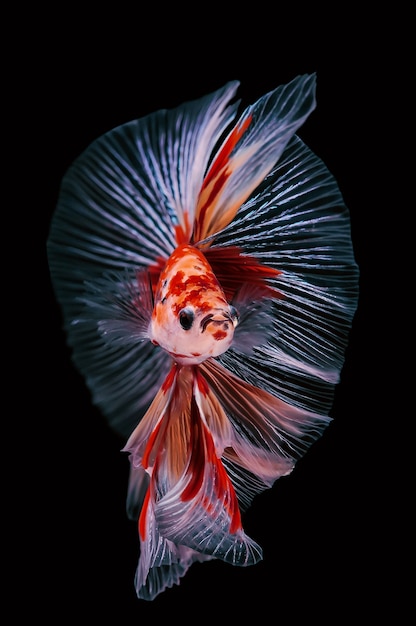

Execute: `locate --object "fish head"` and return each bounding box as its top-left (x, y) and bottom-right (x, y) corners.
top-left (150, 244), bottom-right (239, 365)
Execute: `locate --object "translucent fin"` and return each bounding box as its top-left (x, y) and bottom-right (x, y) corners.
top-left (47, 80), bottom-right (240, 287)
top-left (123, 368), bottom-right (214, 599)
top-left (206, 134), bottom-right (359, 417)
top-left (202, 245), bottom-right (281, 302)
top-left (47, 82), bottom-right (242, 435)
top-left (63, 320), bottom-right (171, 436)
top-left (193, 74), bottom-right (317, 241)
top-left (123, 364), bottom-right (262, 601)
top-left (230, 282), bottom-right (281, 354)
top-left (154, 415), bottom-right (263, 566)
top-left (80, 268), bottom-right (154, 345)
top-left (122, 363), bottom-right (178, 469)
top-left (59, 266), bottom-right (171, 437)
top-left (201, 359), bottom-right (330, 510)
top-left (126, 462), bottom-right (150, 521)
top-left (135, 492), bottom-right (213, 601)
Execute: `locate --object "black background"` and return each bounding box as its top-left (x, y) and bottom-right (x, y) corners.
top-left (30, 9), bottom-right (381, 622)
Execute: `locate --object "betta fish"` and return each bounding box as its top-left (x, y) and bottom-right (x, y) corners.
top-left (47, 74), bottom-right (359, 601)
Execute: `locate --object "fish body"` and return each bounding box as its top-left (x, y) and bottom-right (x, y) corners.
top-left (47, 74), bottom-right (359, 600)
top-left (150, 244), bottom-right (239, 364)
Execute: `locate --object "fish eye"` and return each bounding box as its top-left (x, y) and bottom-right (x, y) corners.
top-left (229, 305), bottom-right (239, 325)
top-left (179, 308), bottom-right (194, 330)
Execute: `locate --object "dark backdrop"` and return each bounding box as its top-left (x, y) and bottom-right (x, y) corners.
top-left (32, 10), bottom-right (379, 622)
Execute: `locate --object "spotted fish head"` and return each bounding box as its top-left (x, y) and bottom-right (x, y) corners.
top-left (150, 244), bottom-right (239, 365)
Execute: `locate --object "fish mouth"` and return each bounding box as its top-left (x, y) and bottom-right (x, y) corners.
top-left (200, 312), bottom-right (233, 333)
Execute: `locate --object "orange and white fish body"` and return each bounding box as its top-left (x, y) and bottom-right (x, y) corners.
top-left (150, 244), bottom-right (239, 364)
top-left (47, 74), bottom-right (359, 600)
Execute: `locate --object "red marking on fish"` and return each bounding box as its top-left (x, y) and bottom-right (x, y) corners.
top-left (193, 116), bottom-right (252, 243)
top-left (161, 364), bottom-right (177, 392)
top-left (181, 396), bottom-right (205, 501)
top-left (138, 487), bottom-right (150, 541)
top-left (203, 115), bottom-right (252, 190)
top-left (141, 419), bottom-right (162, 468)
top-left (174, 211), bottom-right (192, 245)
top-left (196, 370), bottom-right (209, 396)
